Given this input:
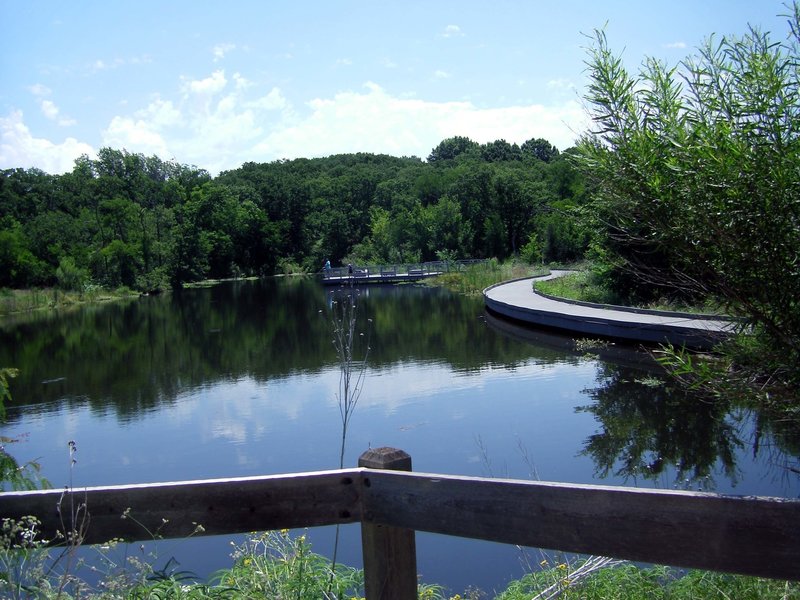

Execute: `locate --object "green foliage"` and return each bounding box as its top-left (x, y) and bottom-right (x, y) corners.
top-left (496, 560), bottom-right (799, 600)
top-left (431, 260), bottom-right (546, 296)
top-left (0, 366), bottom-right (17, 422)
top-left (0, 516), bottom-right (54, 599)
top-left (578, 8), bottom-right (800, 386)
top-left (520, 233), bottom-right (543, 265)
top-left (55, 256), bottom-right (89, 292)
top-left (0, 368), bottom-right (49, 492)
top-left (534, 270), bottom-right (619, 305)
top-left (427, 136), bottom-right (480, 163)
top-left (0, 218), bottom-right (46, 288)
top-left (521, 137), bottom-right (560, 163)
top-left (221, 530), bottom-right (363, 599)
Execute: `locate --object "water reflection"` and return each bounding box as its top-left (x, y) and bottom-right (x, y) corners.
top-left (2, 280), bottom-right (570, 421)
top-left (578, 363), bottom-right (743, 490)
top-left (486, 312), bottom-right (800, 493)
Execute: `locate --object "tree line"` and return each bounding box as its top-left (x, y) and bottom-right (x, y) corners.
top-left (0, 137), bottom-right (588, 292)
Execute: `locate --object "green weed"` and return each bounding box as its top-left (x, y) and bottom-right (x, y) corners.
top-left (495, 560), bottom-right (799, 600)
top-left (432, 260), bottom-right (550, 296)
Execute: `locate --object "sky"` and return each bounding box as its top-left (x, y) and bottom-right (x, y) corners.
top-left (0, 1), bottom-right (792, 175)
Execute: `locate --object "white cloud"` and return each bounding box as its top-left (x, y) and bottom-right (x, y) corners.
top-left (40, 100), bottom-right (59, 120)
top-left (102, 98), bottom-right (182, 159)
top-left (255, 82), bottom-right (587, 163)
top-left (664, 41), bottom-right (687, 49)
top-left (104, 114), bottom-right (170, 157)
top-left (88, 55), bottom-right (152, 73)
top-left (40, 99), bottom-right (76, 126)
top-left (186, 70), bottom-right (228, 96)
top-left (145, 98), bottom-right (183, 128)
top-left (246, 88), bottom-right (289, 111)
top-left (29, 83), bottom-right (52, 97)
top-left (212, 43), bottom-right (235, 62)
top-left (442, 24), bottom-right (464, 38)
top-left (16, 70), bottom-right (585, 176)
top-left (233, 72), bottom-right (252, 90)
top-left (0, 110), bottom-right (94, 174)
top-left (433, 70), bottom-right (451, 80)
top-left (102, 72), bottom-right (287, 173)
top-left (547, 78), bottom-right (576, 91)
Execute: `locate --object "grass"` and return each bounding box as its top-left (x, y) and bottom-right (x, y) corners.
top-left (496, 561), bottom-right (799, 600)
top-left (533, 270), bottom-right (726, 315)
top-left (430, 259), bottom-right (551, 296)
top-left (2, 520), bottom-right (797, 599)
top-left (0, 286), bottom-right (138, 318)
top-left (533, 270), bottom-right (619, 305)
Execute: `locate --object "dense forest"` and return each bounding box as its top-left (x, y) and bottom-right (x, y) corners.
top-left (0, 137), bottom-right (588, 292)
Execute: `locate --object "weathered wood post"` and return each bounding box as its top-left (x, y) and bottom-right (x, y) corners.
top-left (359, 447), bottom-right (418, 600)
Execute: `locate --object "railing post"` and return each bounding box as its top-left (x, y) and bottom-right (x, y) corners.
top-left (359, 447), bottom-right (418, 600)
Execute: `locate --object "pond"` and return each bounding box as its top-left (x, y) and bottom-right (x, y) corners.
top-left (1, 277), bottom-right (798, 595)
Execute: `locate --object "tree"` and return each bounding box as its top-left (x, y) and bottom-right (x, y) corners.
top-left (492, 166), bottom-right (551, 256)
top-left (427, 136), bottom-right (479, 163)
top-left (425, 195), bottom-right (471, 258)
top-left (0, 218), bottom-right (45, 287)
top-left (521, 138), bottom-right (560, 163)
top-left (578, 7), bottom-right (800, 383)
top-left (481, 139), bottom-right (522, 162)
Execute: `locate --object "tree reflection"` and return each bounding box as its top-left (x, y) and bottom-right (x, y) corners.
top-left (578, 363), bottom-right (748, 490)
top-left (0, 279), bottom-right (558, 422)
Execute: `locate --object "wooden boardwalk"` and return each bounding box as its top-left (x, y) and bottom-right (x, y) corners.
top-left (320, 260), bottom-right (485, 286)
top-left (484, 272), bottom-right (739, 349)
top-left (322, 270), bottom-right (442, 285)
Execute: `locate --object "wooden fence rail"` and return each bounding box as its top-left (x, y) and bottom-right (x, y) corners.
top-left (1, 447), bottom-right (798, 599)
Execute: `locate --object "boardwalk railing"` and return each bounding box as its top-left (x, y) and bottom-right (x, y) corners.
top-left (323, 259), bottom-right (487, 280)
top-left (1, 447), bottom-right (798, 599)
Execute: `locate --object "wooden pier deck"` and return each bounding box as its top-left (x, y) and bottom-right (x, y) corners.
top-left (321, 270), bottom-right (442, 285)
top-left (321, 260), bottom-right (483, 286)
top-left (484, 272), bottom-right (739, 350)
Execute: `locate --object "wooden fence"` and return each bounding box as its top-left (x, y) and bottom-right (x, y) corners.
top-left (1, 447), bottom-right (798, 599)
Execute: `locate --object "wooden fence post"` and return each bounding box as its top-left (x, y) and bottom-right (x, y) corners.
top-left (359, 447), bottom-right (418, 600)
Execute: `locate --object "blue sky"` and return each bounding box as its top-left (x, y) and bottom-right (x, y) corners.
top-left (0, 1), bottom-right (791, 174)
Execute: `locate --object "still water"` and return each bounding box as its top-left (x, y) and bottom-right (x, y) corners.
top-left (1, 277), bottom-right (798, 594)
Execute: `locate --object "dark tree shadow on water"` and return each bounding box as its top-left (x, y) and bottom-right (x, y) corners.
top-left (579, 363), bottom-right (757, 491)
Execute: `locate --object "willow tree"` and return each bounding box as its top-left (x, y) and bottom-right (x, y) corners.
top-left (578, 5), bottom-right (800, 388)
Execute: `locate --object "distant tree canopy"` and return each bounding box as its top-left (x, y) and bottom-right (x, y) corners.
top-left (0, 138), bottom-right (588, 290)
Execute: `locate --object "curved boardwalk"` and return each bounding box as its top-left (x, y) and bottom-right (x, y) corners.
top-left (484, 272), bottom-right (738, 350)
